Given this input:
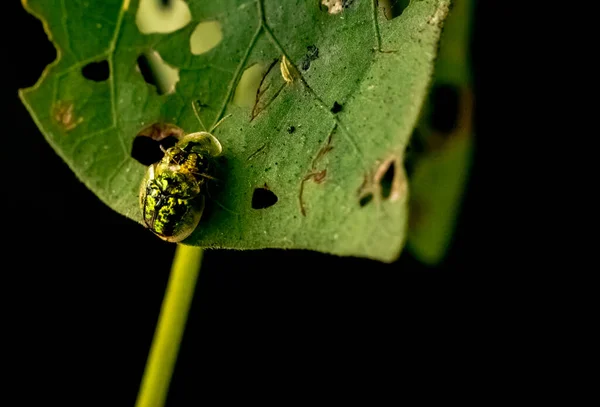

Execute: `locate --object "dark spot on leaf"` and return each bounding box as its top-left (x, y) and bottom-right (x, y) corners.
top-left (252, 187), bottom-right (278, 209)
top-left (159, 0), bottom-right (172, 8)
top-left (300, 45), bottom-right (319, 71)
top-left (331, 101), bottom-right (343, 113)
top-left (359, 193), bottom-right (373, 207)
top-left (342, 0), bottom-right (356, 8)
top-left (379, 160), bottom-right (396, 200)
top-left (287, 125), bottom-right (296, 134)
top-left (380, 0), bottom-right (410, 20)
top-left (431, 84), bottom-right (460, 134)
top-left (81, 60), bottom-right (109, 82)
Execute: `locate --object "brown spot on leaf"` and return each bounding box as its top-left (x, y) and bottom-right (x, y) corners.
top-left (299, 126), bottom-right (336, 216)
top-left (53, 101), bottom-right (83, 131)
top-left (313, 169), bottom-right (327, 183)
top-left (428, 1), bottom-right (450, 28)
top-left (251, 59), bottom-right (286, 121)
top-left (357, 155), bottom-right (407, 207)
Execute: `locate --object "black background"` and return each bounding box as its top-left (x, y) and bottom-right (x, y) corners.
top-left (10, 2), bottom-right (510, 404)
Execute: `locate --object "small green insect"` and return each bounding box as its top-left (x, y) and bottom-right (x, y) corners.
top-left (140, 106), bottom-right (229, 242)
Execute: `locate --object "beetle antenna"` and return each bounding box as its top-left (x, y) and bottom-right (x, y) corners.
top-left (193, 172), bottom-right (220, 182)
top-left (205, 187), bottom-right (239, 215)
top-left (192, 100), bottom-right (208, 132)
top-left (209, 114), bottom-right (232, 133)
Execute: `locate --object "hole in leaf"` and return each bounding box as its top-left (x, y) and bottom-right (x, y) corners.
top-left (252, 187), bottom-right (278, 209)
top-left (137, 50), bottom-right (179, 95)
top-left (321, 0), bottom-right (354, 14)
top-left (233, 63), bottom-right (266, 107)
top-left (81, 60), bottom-right (109, 82)
top-left (379, 0), bottom-right (410, 20)
top-left (136, 0), bottom-right (191, 34)
top-left (131, 135), bottom-right (178, 166)
top-left (190, 21), bottom-right (223, 55)
top-left (359, 193), bottom-right (373, 207)
top-left (132, 122), bottom-right (185, 165)
top-left (379, 160), bottom-right (396, 200)
top-left (431, 84), bottom-right (460, 134)
top-left (331, 101), bottom-right (343, 113)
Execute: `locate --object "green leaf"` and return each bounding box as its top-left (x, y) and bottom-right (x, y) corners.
top-left (20, 0), bottom-right (450, 262)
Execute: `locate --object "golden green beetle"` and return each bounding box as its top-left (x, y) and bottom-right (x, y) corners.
top-left (139, 131), bottom-right (223, 242)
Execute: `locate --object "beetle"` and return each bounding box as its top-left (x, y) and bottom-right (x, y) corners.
top-left (139, 101), bottom-right (229, 242)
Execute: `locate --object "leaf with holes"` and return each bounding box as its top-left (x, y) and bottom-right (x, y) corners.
top-left (20, 0), bottom-right (450, 262)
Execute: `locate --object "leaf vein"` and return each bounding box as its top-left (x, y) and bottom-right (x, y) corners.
top-left (211, 4), bottom-right (263, 129)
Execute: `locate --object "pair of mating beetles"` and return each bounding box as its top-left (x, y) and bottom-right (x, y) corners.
top-left (139, 115), bottom-right (226, 243)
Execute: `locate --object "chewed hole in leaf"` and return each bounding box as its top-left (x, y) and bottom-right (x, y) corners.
top-left (131, 134), bottom-right (178, 166)
top-left (190, 21), bottom-right (223, 55)
top-left (431, 84), bottom-right (460, 134)
top-left (379, 160), bottom-right (396, 200)
top-left (132, 122), bottom-right (185, 165)
top-left (252, 187), bottom-right (278, 209)
top-left (81, 60), bottom-right (109, 82)
top-left (379, 0), bottom-right (410, 20)
top-left (136, 50), bottom-right (179, 95)
top-left (136, 0), bottom-right (191, 34)
top-left (233, 63), bottom-right (266, 108)
top-left (359, 193), bottom-right (373, 207)
top-left (321, 0), bottom-right (356, 14)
